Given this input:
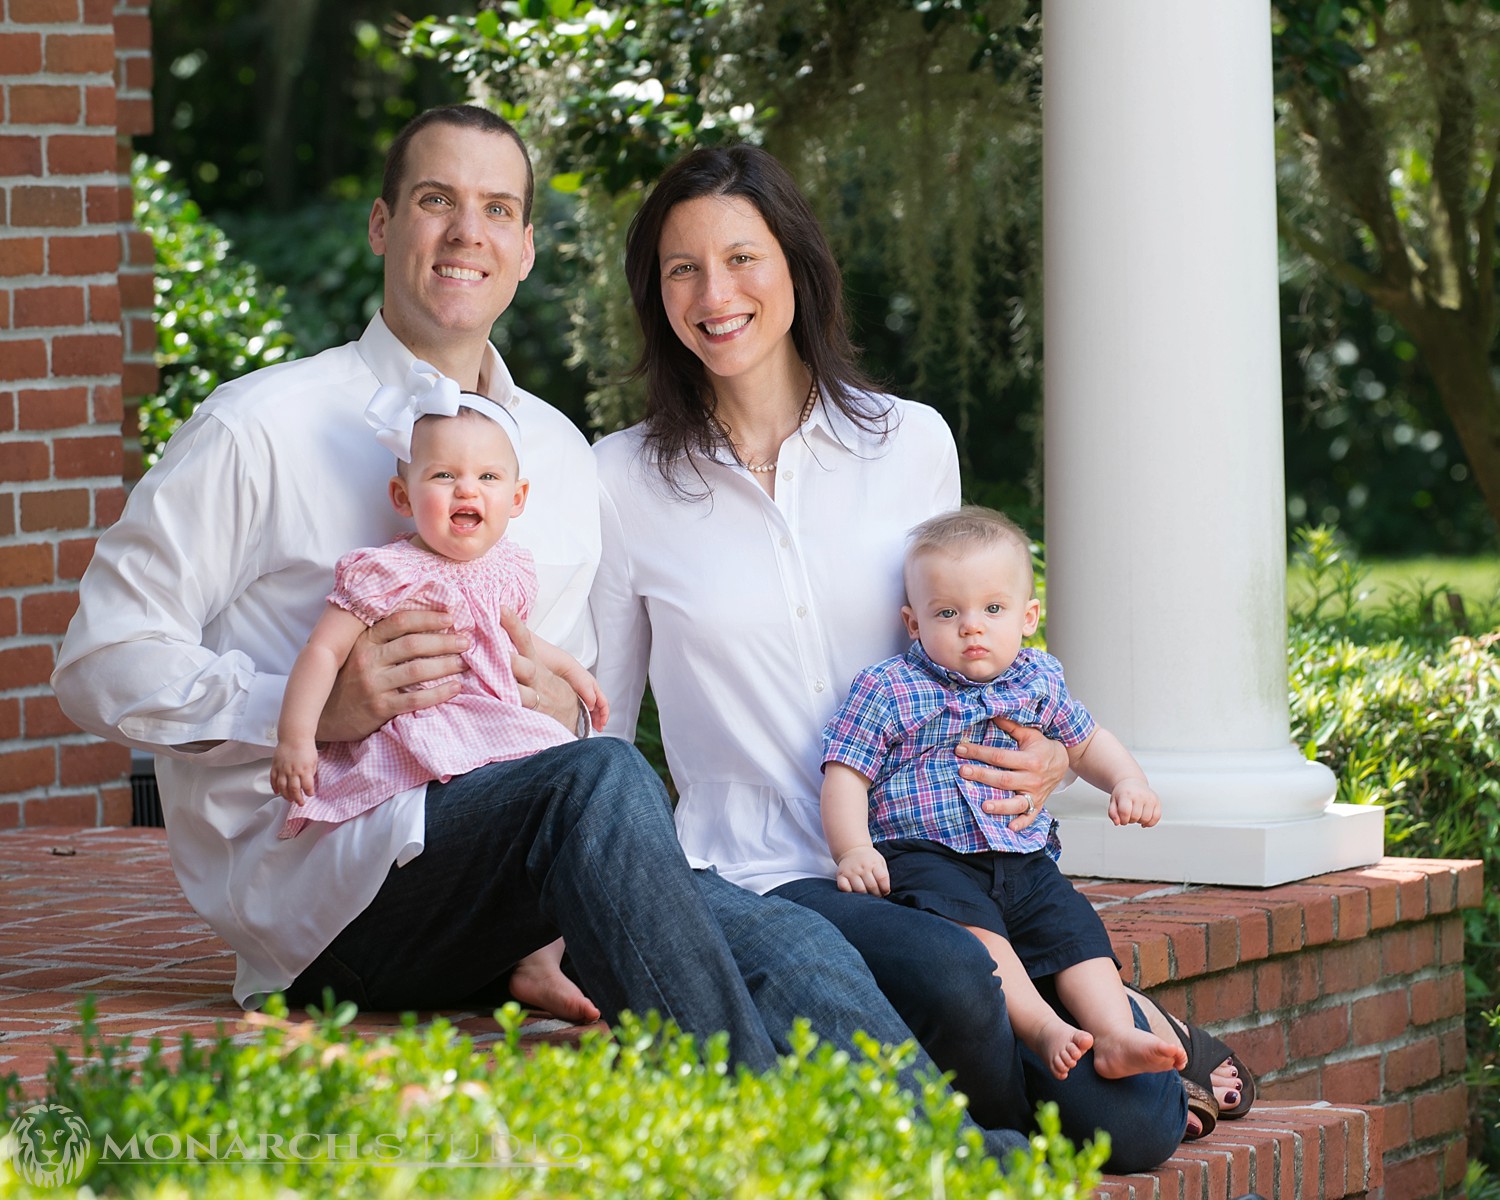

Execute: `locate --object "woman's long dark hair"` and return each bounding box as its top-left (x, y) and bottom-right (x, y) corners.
top-left (624, 145), bottom-right (891, 489)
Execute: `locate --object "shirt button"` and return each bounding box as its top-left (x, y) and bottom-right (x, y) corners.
top-left (814, 679), bottom-right (826, 693)
top-left (796, 605), bottom-right (808, 618)
top-left (782, 469), bottom-right (793, 481)
top-left (779, 535), bottom-right (790, 549)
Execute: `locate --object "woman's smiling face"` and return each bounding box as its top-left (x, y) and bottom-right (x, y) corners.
top-left (656, 194), bottom-right (798, 387)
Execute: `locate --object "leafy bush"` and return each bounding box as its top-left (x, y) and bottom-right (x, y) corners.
top-left (132, 157), bottom-right (299, 464)
top-left (1287, 525), bottom-right (1500, 1173)
top-left (218, 197), bottom-right (384, 356)
top-left (0, 997), bottom-right (1104, 1198)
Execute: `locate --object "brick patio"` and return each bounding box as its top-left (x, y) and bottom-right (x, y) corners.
top-left (0, 826), bottom-right (591, 1090)
top-left (1, 827), bottom-right (1481, 1198)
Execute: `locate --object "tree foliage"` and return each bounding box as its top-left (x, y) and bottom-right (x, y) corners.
top-left (143, 0), bottom-right (475, 213)
top-left (1273, 0), bottom-right (1500, 532)
top-left (133, 158), bottom-right (299, 465)
top-left (135, 0), bottom-right (1500, 549)
top-left (404, 0), bottom-right (1048, 516)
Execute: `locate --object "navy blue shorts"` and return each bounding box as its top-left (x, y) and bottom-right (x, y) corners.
top-left (878, 838), bottom-right (1119, 979)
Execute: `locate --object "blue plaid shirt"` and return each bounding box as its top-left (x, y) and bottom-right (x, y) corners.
top-left (822, 641), bottom-right (1096, 856)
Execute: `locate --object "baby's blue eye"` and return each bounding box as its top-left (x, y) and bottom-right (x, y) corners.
top-left (986, 604), bottom-right (1002, 614)
top-left (937, 608), bottom-right (957, 619)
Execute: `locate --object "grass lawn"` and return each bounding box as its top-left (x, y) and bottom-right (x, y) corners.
top-left (1287, 552), bottom-right (1500, 619)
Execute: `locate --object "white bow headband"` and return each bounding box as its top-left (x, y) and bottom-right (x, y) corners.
top-left (365, 360), bottom-right (524, 467)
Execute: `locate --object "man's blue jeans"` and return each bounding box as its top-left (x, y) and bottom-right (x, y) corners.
top-left (286, 739), bottom-right (1026, 1157)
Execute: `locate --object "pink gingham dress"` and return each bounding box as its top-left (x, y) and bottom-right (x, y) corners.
top-left (278, 535), bottom-right (572, 838)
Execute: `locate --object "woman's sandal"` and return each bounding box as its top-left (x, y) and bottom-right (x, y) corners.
top-left (1133, 990), bottom-right (1257, 1123)
top-left (1171, 1016), bottom-right (1256, 1121)
top-left (1183, 1079), bottom-right (1219, 1141)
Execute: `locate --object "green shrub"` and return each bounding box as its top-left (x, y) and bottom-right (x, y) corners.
top-left (132, 158), bottom-right (299, 465)
top-left (1287, 525), bottom-right (1500, 1174)
top-left (0, 997), bottom-right (1104, 1198)
top-left (219, 197), bottom-right (384, 356)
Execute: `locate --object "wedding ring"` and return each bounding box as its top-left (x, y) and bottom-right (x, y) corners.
top-left (1019, 792), bottom-right (1035, 815)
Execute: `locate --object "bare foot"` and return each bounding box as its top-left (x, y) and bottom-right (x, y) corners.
top-left (1211, 1057), bottom-right (1241, 1109)
top-left (1025, 1017), bottom-right (1095, 1081)
top-left (1091, 1026), bottom-right (1188, 1080)
top-left (508, 939), bottom-right (600, 1024)
top-left (1125, 986), bottom-right (1242, 1107)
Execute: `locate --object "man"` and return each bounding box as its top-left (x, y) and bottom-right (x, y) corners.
top-left (51, 105), bottom-right (1032, 1157)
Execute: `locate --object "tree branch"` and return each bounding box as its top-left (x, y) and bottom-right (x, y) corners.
top-left (1304, 72), bottom-right (1419, 296)
top-left (1475, 135), bottom-right (1500, 341)
top-left (1409, 0), bottom-right (1477, 303)
top-left (1277, 211), bottom-right (1408, 313)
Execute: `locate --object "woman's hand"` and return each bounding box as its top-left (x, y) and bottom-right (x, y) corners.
top-left (958, 717), bottom-right (1070, 831)
top-left (502, 606), bottom-right (585, 732)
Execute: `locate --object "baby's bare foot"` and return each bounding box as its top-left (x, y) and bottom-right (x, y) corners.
top-left (1092, 1026), bottom-right (1188, 1079)
top-left (508, 940), bottom-right (600, 1024)
top-left (1028, 1018), bottom-right (1096, 1081)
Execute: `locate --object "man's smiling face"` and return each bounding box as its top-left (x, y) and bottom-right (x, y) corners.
top-left (369, 121), bottom-right (536, 368)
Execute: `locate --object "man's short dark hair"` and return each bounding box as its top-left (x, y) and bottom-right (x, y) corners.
top-left (380, 104), bottom-right (535, 226)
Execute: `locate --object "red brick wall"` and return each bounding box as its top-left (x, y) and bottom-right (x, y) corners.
top-left (1086, 858), bottom-right (1483, 1200)
top-left (0, 0), bottom-right (154, 828)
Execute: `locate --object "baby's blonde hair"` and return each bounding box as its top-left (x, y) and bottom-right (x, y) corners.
top-left (905, 505), bottom-right (1035, 594)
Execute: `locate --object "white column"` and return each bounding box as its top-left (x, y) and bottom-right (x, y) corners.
top-left (1040, 1), bottom-right (1383, 886)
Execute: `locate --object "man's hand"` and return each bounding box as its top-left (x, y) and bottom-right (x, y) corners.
top-left (501, 606), bottom-right (583, 732)
top-left (316, 608), bottom-right (467, 743)
top-left (1109, 779), bottom-right (1161, 828)
top-left (959, 716), bottom-right (1070, 828)
top-left (835, 846), bottom-right (891, 895)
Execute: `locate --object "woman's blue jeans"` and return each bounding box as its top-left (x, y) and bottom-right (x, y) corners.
top-left (771, 876), bottom-right (1188, 1174)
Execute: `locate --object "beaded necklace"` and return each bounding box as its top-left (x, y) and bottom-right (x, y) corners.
top-left (714, 376), bottom-right (818, 474)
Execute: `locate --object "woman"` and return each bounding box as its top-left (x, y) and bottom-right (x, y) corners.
top-left (590, 144), bottom-right (1243, 1168)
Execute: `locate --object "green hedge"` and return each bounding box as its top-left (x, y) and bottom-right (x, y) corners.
top-left (1287, 526), bottom-right (1500, 1183)
top-left (132, 158), bottom-right (299, 465)
top-left (0, 998), bottom-right (1104, 1198)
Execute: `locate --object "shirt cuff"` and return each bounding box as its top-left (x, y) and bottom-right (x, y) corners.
top-left (242, 670), bottom-right (288, 748)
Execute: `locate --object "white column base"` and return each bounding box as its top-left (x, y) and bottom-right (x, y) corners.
top-left (1051, 802), bottom-right (1386, 887)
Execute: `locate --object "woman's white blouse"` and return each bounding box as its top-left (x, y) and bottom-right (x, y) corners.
top-left (591, 396), bottom-right (962, 894)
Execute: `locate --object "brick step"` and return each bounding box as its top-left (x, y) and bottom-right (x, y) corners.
top-left (1, 831), bottom-right (1476, 1199)
top-left (1099, 1103), bottom-right (1383, 1200)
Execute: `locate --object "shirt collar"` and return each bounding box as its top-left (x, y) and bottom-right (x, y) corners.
top-left (805, 387), bottom-right (897, 455)
top-left (904, 638), bottom-right (1017, 689)
top-left (356, 311), bottom-right (519, 410)
top-left (700, 385), bottom-right (895, 469)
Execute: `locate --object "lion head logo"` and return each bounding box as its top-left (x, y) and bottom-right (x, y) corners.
top-left (5, 1102), bottom-right (90, 1188)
